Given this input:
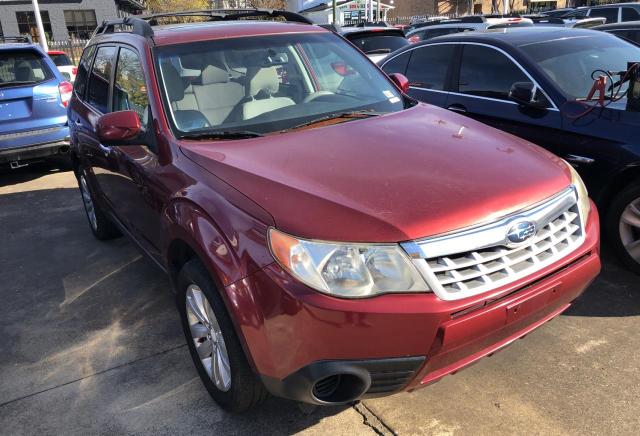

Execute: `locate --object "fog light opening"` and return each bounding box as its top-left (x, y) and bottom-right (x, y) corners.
top-left (311, 373), bottom-right (367, 404)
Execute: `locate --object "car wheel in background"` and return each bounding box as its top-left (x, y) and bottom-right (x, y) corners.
top-left (176, 259), bottom-right (268, 412)
top-left (606, 182), bottom-right (640, 275)
top-left (78, 172), bottom-right (121, 240)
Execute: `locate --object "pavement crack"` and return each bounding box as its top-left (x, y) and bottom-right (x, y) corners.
top-left (0, 343), bottom-right (187, 409)
top-left (353, 401), bottom-right (396, 436)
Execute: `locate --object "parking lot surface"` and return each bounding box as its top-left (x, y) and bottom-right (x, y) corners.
top-left (1, 163), bottom-right (639, 435)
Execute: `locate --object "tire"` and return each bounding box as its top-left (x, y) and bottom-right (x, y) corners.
top-left (77, 171), bottom-right (121, 240)
top-left (177, 259), bottom-right (268, 412)
top-left (605, 182), bottom-right (640, 275)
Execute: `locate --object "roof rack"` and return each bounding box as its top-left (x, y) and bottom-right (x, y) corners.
top-left (0, 35), bottom-right (33, 44)
top-left (93, 8), bottom-right (313, 38)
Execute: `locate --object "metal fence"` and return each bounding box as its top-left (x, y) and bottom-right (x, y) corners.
top-left (47, 39), bottom-right (89, 64)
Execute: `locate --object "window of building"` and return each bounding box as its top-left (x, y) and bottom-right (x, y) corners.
top-left (16, 11), bottom-right (52, 42)
top-left (64, 10), bottom-right (97, 40)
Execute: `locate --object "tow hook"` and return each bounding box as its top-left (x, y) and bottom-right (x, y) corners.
top-left (10, 161), bottom-right (29, 169)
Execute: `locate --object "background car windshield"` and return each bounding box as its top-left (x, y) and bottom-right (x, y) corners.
top-left (0, 50), bottom-right (53, 85)
top-left (519, 33), bottom-right (640, 99)
top-left (156, 32), bottom-right (405, 135)
top-left (347, 33), bottom-right (410, 54)
top-left (50, 53), bottom-right (72, 66)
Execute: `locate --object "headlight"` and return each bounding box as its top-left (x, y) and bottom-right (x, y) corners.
top-left (268, 228), bottom-right (430, 298)
top-left (566, 162), bottom-right (591, 224)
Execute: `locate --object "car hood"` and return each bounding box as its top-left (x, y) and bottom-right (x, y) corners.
top-left (180, 103), bottom-right (572, 243)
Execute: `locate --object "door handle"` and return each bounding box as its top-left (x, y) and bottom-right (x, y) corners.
top-left (447, 104), bottom-right (467, 114)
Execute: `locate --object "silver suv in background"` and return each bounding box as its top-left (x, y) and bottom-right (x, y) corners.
top-left (406, 16), bottom-right (533, 43)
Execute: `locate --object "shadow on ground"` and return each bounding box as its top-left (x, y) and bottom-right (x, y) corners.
top-left (0, 173), bottom-right (358, 434)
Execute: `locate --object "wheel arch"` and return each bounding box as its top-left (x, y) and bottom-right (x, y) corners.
top-left (597, 163), bottom-right (640, 213)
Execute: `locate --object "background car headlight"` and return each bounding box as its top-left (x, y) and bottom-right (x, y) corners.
top-left (268, 228), bottom-right (430, 298)
top-left (566, 162), bottom-right (591, 224)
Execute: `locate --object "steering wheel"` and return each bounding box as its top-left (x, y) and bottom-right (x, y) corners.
top-left (303, 91), bottom-right (335, 103)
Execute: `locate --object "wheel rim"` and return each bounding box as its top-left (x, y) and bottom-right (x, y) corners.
top-left (185, 284), bottom-right (232, 392)
top-left (619, 196), bottom-right (640, 263)
top-left (80, 175), bottom-right (98, 231)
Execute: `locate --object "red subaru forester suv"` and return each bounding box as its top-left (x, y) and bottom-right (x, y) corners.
top-left (68, 10), bottom-right (601, 412)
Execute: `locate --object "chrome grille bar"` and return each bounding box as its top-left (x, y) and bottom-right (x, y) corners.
top-left (401, 187), bottom-right (585, 301)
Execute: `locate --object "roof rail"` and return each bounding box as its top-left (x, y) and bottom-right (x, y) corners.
top-left (0, 35), bottom-right (33, 44)
top-left (94, 16), bottom-right (153, 38)
top-left (93, 8), bottom-right (313, 38)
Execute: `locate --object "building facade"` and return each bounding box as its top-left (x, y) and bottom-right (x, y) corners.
top-left (0, 0), bottom-right (146, 42)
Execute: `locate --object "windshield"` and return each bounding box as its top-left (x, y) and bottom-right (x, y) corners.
top-left (519, 33), bottom-right (640, 99)
top-left (347, 33), bottom-right (409, 55)
top-left (0, 50), bottom-right (53, 86)
top-left (50, 53), bottom-right (72, 66)
top-left (156, 32), bottom-right (406, 136)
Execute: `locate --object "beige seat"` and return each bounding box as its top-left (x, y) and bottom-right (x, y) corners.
top-left (192, 65), bottom-right (244, 125)
top-left (241, 67), bottom-right (295, 120)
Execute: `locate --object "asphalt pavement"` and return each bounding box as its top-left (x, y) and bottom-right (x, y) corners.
top-left (1, 161), bottom-right (638, 435)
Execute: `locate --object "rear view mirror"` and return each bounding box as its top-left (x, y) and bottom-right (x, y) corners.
top-left (509, 82), bottom-right (547, 108)
top-left (389, 73), bottom-right (410, 94)
top-left (96, 110), bottom-right (142, 145)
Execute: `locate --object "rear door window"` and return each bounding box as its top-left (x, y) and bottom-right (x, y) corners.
top-left (0, 50), bottom-right (53, 86)
top-left (405, 44), bottom-right (455, 90)
top-left (74, 45), bottom-right (95, 98)
top-left (87, 46), bottom-right (115, 113)
top-left (458, 44), bottom-right (529, 100)
top-left (589, 8), bottom-right (619, 23)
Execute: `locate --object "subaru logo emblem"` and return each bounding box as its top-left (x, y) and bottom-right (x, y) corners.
top-left (507, 221), bottom-right (537, 245)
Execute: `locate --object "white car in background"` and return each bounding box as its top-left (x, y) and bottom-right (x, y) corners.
top-left (48, 51), bottom-right (77, 82)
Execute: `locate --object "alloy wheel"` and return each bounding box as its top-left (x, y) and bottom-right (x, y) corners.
top-left (80, 175), bottom-right (98, 231)
top-left (185, 284), bottom-right (232, 392)
top-left (619, 196), bottom-right (640, 263)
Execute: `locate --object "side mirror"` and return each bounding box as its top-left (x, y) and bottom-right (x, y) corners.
top-left (96, 110), bottom-right (142, 145)
top-left (389, 73), bottom-right (410, 94)
top-left (509, 82), bottom-right (547, 108)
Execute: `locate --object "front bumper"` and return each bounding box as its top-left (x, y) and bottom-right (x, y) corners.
top-left (224, 205), bottom-right (600, 405)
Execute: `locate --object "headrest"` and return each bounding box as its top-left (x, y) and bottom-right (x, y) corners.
top-left (15, 61), bottom-right (34, 82)
top-left (201, 65), bottom-right (228, 85)
top-left (247, 67), bottom-right (279, 97)
top-left (161, 62), bottom-right (184, 102)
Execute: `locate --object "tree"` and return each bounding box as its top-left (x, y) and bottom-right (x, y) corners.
top-left (147, 0), bottom-right (211, 13)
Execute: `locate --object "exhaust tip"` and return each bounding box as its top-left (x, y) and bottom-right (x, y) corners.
top-left (311, 373), bottom-right (368, 404)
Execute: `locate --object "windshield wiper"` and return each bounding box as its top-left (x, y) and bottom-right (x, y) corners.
top-left (283, 110), bottom-right (381, 132)
top-left (179, 130), bottom-right (263, 140)
top-left (364, 48), bottom-right (392, 55)
top-left (0, 81), bottom-right (37, 88)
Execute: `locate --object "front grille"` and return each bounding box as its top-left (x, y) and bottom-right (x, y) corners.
top-left (402, 187), bottom-right (585, 301)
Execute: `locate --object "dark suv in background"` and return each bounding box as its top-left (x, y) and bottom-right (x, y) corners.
top-left (380, 27), bottom-right (640, 273)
